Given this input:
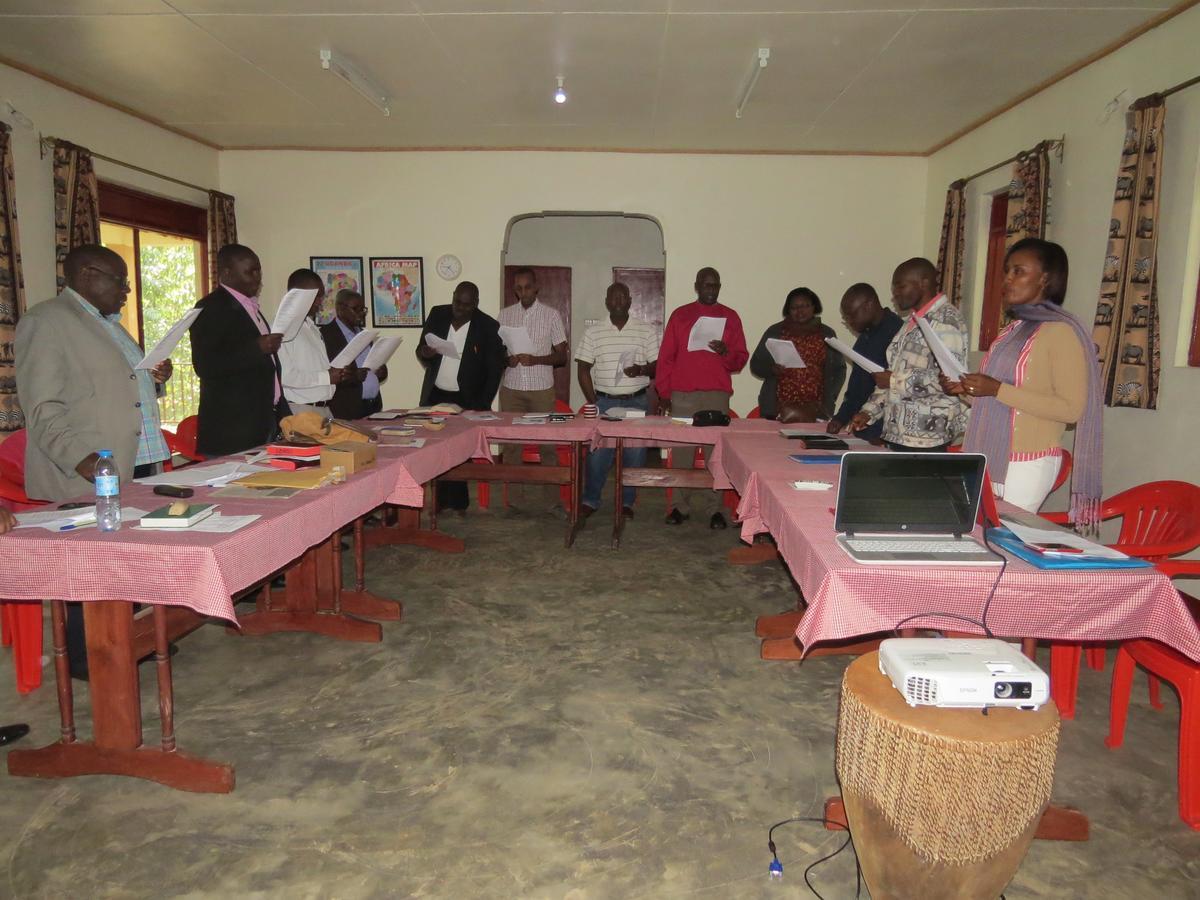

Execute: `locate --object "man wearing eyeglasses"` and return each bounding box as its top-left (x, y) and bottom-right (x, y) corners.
top-left (16, 244), bottom-right (173, 501)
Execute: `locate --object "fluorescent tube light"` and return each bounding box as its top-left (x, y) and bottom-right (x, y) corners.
top-left (735, 48), bottom-right (770, 120)
top-left (320, 48), bottom-right (391, 118)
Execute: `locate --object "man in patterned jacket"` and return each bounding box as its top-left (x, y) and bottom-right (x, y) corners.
top-left (850, 258), bottom-right (968, 451)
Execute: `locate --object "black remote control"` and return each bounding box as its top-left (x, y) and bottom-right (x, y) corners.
top-left (153, 484), bottom-right (195, 498)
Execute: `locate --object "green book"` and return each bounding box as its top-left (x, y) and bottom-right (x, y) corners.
top-left (139, 503), bottom-right (217, 528)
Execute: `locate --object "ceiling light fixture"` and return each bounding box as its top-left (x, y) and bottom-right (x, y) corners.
top-left (554, 76), bottom-right (567, 105)
top-left (735, 48), bottom-right (771, 120)
top-left (319, 48), bottom-right (391, 118)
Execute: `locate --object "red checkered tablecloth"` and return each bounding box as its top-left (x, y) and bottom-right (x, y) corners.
top-left (718, 430), bottom-right (1200, 662)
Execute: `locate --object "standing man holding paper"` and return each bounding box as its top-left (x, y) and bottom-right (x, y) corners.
top-left (497, 267), bottom-right (569, 514)
top-left (826, 283), bottom-right (903, 442)
top-left (191, 244), bottom-right (291, 455)
top-left (322, 289), bottom-right (388, 419)
top-left (277, 268), bottom-right (353, 420)
top-left (654, 266), bottom-right (748, 528)
top-left (849, 258), bottom-right (967, 452)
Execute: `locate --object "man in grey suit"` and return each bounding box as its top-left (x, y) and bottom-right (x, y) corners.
top-left (15, 243), bottom-right (174, 678)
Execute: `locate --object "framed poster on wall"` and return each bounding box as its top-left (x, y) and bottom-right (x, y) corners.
top-left (369, 257), bottom-right (424, 327)
top-left (309, 256), bottom-right (365, 325)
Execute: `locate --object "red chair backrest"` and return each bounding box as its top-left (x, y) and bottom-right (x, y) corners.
top-left (1105, 480), bottom-right (1200, 560)
top-left (173, 415), bottom-right (203, 461)
top-left (1051, 449), bottom-right (1073, 493)
top-left (747, 406), bottom-right (761, 419)
top-left (0, 430), bottom-right (47, 510)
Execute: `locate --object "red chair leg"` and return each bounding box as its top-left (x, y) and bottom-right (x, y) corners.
top-left (1050, 642), bottom-right (1082, 720)
top-left (477, 481), bottom-right (490, 509)
top-left (11, 601), bottom-right (43, 694)
top-left (1105, 647), bottom-right (1137, 749)
top-left (1086, 646), bottom-right (1106, 670)
top-left (1149, 674), bottom-right (1164, 710)
top-left (1178, 672), bottom-right (1199, 829)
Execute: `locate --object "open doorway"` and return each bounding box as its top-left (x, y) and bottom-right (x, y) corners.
top-left (502, 213), bottom-right (666, 408)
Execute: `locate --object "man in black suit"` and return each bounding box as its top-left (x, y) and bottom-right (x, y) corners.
top-left (416, 281), bottom-right (505, 512)
top-left (320, 289), bottom-right (389, 420)
top-left (190, 244), bottom-right (291, 455)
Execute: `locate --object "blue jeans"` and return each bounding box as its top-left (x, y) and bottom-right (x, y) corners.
top-left (583, 392), bottom-right (648, 511)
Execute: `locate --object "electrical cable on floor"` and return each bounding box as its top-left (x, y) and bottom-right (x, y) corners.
top-left (766, 816), bottom-right (860, 898)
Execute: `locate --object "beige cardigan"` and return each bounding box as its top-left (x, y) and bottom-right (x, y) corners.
top-left (992, 322), bottom-right (1088, 457)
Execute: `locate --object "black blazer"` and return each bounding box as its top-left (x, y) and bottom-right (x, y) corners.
top-left (417, 306), bottom-right (505, 409)
top-left (190, 287), bottom-right (291, 456)
top-left (319, 320), bottom-right (387, 420)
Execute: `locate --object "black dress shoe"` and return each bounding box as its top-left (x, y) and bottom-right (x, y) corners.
top-left (665, 508), bottom-right (687, 525)
top-left (622, 506), bottom-right (635, 520)
top-left (0, 724), bottom-right (30, 746)
top-left (709, 512), bottom-right (728, 530)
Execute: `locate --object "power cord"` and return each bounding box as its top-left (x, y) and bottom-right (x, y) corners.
top-left (767, 816), bottom-right (861, 899)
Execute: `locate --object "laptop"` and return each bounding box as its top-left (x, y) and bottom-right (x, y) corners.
top-left (834, 451), bottom-right (1002, 565)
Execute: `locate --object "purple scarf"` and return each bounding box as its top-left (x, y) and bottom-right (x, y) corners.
top-left (964, 302), bottom-right (1102, 528)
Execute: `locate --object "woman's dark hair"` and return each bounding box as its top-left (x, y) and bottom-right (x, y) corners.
top-left (783, 287), bottom-right (822, 317)
top-left (1006, 237), bottom-right (1069, 305)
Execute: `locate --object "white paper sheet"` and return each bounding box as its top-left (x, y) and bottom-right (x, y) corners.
top-left (17, 507), bottom-right (150, 532)
top-left (765, 338), bottom-right (808, 369)
top-left (498, 325), bottom-right (534, 356)
top-left (998, 514), bottom-right (1126, 559)
top-left (366, 409), bottom-right (404, 420)
top-left (363, 335), bottom-right (402, 371)
top-left (423, 332), bottom-right (460, 360)
top-left (271, 288), bottom-right (318, 342)
top-left (137, 308), bottom-right (201, 370)
top-left (329, 328), bottom-right (378, 368)
top-left (791, 481), bottom-right (833, 491)
top-left (463, 412), bottom-right (500, 421)
top-left (156, 513), bottom-right (261, 533)
top-left (915, 316), bottom-right (967, 380)
top-left (381, 438), bottom-right (427, 448)
top-left (687, 316), bottom-right (726, 352)
top-left (135, 462), bottom-right (271, 488)
top-left (613, 349), bottom-right (637, 383)
top-left (824, 336), bottom-right (885, 375)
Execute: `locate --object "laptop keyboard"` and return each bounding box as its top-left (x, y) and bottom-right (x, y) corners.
top-left (844, 538), bottom-right (983, 554)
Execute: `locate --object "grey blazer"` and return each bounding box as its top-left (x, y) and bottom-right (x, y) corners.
top-left (15, 291), bottom-right (143, 501)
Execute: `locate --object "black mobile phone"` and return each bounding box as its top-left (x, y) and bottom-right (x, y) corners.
top-left (58, 501), bottom-right (91, 510)
top-left (153, 484), bottom-right (195, 498)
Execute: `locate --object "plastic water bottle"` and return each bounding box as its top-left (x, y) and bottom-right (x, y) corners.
top-left (94, 449), bottom-right (121, 532)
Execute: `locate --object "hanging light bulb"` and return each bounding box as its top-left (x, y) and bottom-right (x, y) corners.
top-left (554, 76), bottom-right (567, 104)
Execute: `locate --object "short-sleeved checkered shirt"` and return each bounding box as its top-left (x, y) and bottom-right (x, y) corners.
top-left (499, 300), bottom-right (567, 391)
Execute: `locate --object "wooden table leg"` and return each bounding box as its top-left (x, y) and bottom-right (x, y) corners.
top-left (612, 437), bottom-right (626, 549)
top-left (822, 796), bottom-right (1089, 841)
top-left (565, 441), bottom-right (583, 548)
top-left (755, 608), bottom-right (805, 639)
top-left (363, 506), bottom-right (465, 553)
top-left (761, 634), bottom-right (884, 660)
top-left (7, 599), bottom-right (235, 793)
top-left (729, 543), bottom-right (780, 565)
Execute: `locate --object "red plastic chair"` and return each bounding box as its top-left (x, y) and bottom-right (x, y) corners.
top-left (0, 430), bottom-right (48, 694)
top-left (747, 406), bottom-right (762, 419)
top-left (1104, 574), bottom-right (1200, 830)
top-left (1043, 480), bottom-right (1200, 718)
top-left (171, 415), bottom-right (205, 463)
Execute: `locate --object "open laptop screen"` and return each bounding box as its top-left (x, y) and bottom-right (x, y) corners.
top-left (835, 452), bottom-right (986, 536)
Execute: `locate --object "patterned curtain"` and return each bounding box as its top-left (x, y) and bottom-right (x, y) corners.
top-left (0, 123), bottom-right (26, 434)
top-left (1005, 142), bottom-right (1050, 248)
top-left (207, 190), bottom-right (237, 291)
top-left (1093, 99), bottom-right (1164, 409)
top-left (52, 139), bottom-right (100, 293)
top-left (936, 179), bottom-right (967, 306)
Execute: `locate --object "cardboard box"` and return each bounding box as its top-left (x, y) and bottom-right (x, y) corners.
top-left (320, 441), bottom-right (376, 475)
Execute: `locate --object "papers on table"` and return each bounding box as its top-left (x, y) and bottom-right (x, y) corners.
top-left (210, 485), bottom-right (300, 500)
top-left (381, 437), bottom-right (426, 448)
top-left (329, 328), bottom-right (378, 368)
top-left (137, 308), bottom-right (201, 370)
top-left (271, 288), bottom-right (319, 342)
top-left (824, 336), bottom-right (884, 375)
top-left (363, 335), bottom-right (402, 371)
top-left (765, 338), bottom-right (807, 369)
top-left (915, 316), bottom-right (967, 380)
top-left (424, 332), bottom-right (460, 359)
top-left (135, 462), bottom-right (271, 488)
top-left (791, 480), bottom-right (834, 491)
top-left (367, 409), bottom-right (404, 420)
top-left (998, 513), bottom-right (1126, 559)
top-left (687, 316), bottom-right (726, 352)
top-left (463, 411), bottom-right (500, 421)
top-left (134, 512), bottom-right (261, 533)
top-left (603, 407), bottom-right (646, 420)
top-left (16, 507), bottom-right (150, 532)
top-left (498, 325), bottom-right (534, 356)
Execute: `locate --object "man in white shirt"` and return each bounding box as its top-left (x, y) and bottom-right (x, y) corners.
top-left (497, 267), bottom-right (569, 511)
top-left (277, 269), bottom-right (353, 420)
top-left (576, 282), bottom-right (659, 519)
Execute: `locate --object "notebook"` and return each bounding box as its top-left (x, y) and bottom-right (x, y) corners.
top-left (833, 451), bottom-right (1001, 565)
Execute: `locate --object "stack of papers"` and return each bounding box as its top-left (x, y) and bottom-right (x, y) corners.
top-left (687, 316), bottom-right (726, 352)
top-left (824, 337), bottom-right (884, 374)
top-left (15, 507), bottom-right (151, 532)
top-left (765, 338), bottom-right (807, 369)
top-left (498, 325), bottom-right (534, 356)
top-left (271, 288), bottom-right (319, 342)
top-left (329, 329), bottom-right (378, 368)
top-left (915, 317), bottom-right (967, 380)
top-left (363, 336), bottom-right (402, 371)
top-left (464, 412), bottom-right (500, 421)
top-left (137, 309), bottom-right (201, 370)
top-left (136, 462), bottom-right (272, 488)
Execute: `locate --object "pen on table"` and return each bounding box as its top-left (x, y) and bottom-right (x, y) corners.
top-left (58, 523), bottom-right (82, 532)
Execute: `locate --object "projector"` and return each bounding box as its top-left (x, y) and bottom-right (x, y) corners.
top-left (878, 638), bottom-right (1050, 710)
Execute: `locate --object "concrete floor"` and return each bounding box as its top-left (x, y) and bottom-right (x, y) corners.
top-left (1, 500), bottom-right (1197, 898)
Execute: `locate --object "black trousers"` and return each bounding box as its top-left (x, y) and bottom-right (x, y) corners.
top-left (429, 386), bottom-right (470, 511)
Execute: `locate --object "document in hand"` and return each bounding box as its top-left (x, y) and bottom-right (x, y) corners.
top-left (498, 325), bottom-right (535, 356)
top-left (424, 332), bottom-right (460, 359)
top-left (687, 316), bottom-right (726, 352)
top-left (915, 316), bottom-right (966, 380)
top-left (138, 308), bottom-right (201, 369)
top-left (824, 336), bottom-right (884, 374)
top-left (765, 338), bottom-right (807, 368)
top-left (271, 288), bottom-right (319, 342)
top-left (329, 328), bottom-right (377, 368)
top-left (613, 349), bottom-right (637, 383)
top-left (364, 335), bottom-right (402, 370)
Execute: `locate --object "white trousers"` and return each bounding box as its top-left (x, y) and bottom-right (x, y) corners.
top-left (996, 455), bottom-right (1062, 513)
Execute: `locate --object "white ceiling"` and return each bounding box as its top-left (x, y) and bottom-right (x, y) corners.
top-left (0, 1), bottom-right (1177, 153)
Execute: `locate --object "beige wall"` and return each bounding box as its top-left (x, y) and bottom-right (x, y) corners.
top-left (923, 5), bottom-right (1200, 508)
top-left (0, 63), bottom-right (219, 306)
top-left (221, 150), bottom-right (928, 411)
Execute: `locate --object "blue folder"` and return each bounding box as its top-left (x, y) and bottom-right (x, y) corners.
top-left (788, 453), bottom-right (843, 465)
top-left (984, 527), bottom-right (1151, 569)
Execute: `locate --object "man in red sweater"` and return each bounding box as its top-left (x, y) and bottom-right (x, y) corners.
top-left (654, 267), bottom-right (749, 528)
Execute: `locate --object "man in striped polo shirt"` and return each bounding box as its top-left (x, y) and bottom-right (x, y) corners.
top-left (575, 282), bottom-right (660, 520)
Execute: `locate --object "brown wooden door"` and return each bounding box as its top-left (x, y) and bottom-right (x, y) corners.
top-left (978, 192), bottom-right (1010, 351)
top-left (502, 265), bottom-right (572, 406)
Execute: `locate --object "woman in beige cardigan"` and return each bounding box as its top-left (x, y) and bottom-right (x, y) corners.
top-left (942, 238), bottom-right (1102, 522)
